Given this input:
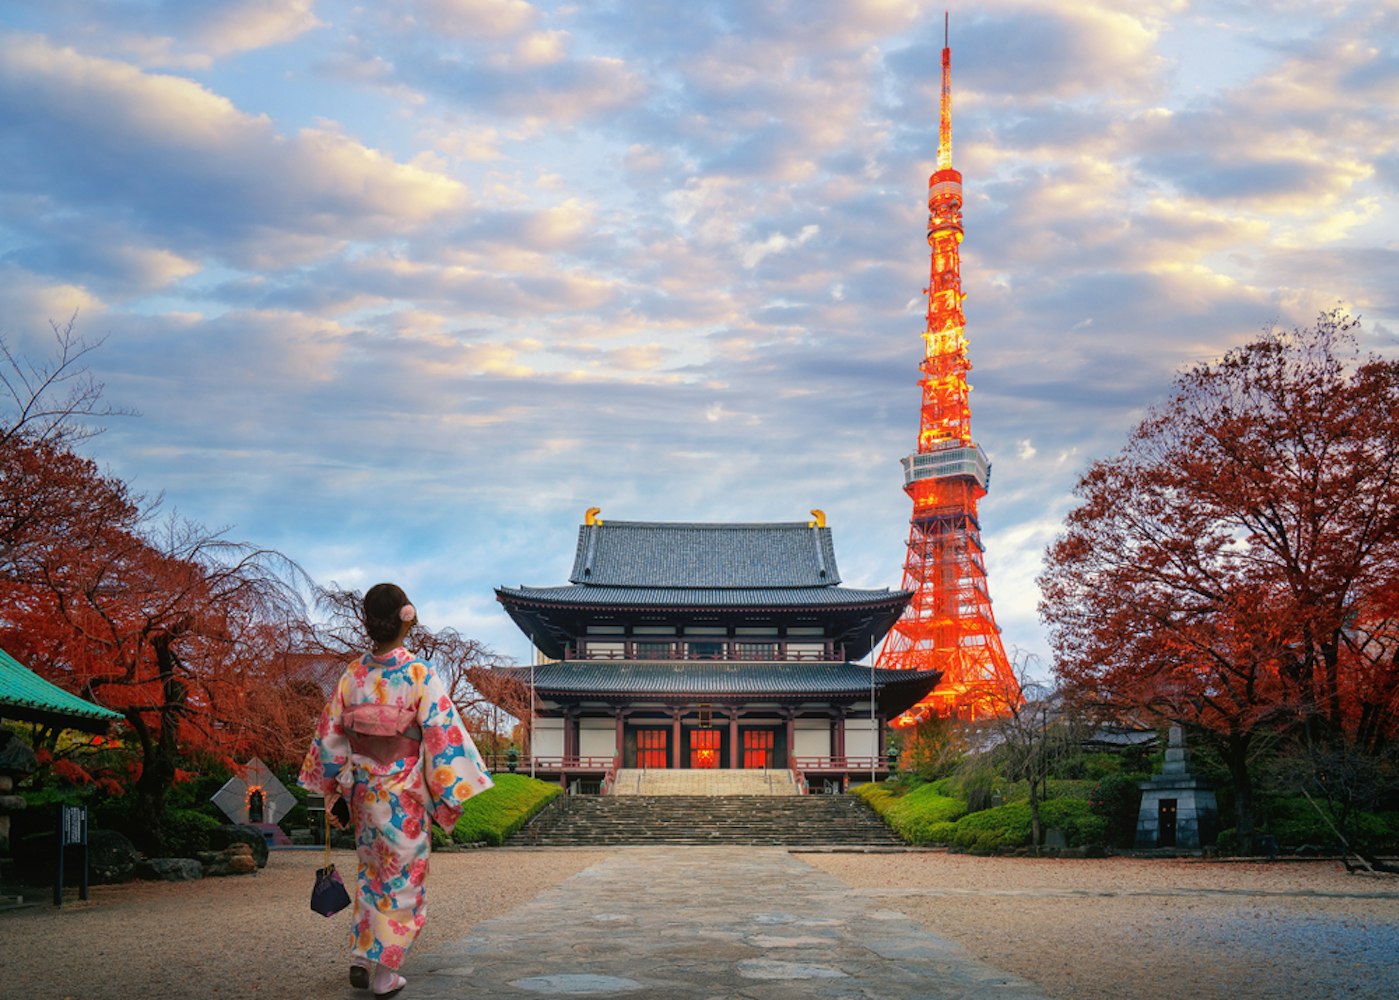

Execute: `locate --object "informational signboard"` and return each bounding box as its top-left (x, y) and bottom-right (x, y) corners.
top-left (61, 803), bottom-right (87, 845)
top-left (54, 803), bottom-right (89, 906)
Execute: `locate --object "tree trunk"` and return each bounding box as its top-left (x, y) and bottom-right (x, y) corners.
top-left (133, 734), bottom-right (176, 856)
top-left (130, 635), bottom-right (187, 855)
top-left (1221, 732), bottom-right (1256, 855)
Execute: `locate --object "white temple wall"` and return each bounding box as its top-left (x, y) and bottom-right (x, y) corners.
top-left (844, 718), bottom-right (878, 757)
top-left (792, 719), bottom-right (831, 758)
top-left (578, 718), bottom-right (616, 758)
top-left (532, 716), bottom-right (565, 757)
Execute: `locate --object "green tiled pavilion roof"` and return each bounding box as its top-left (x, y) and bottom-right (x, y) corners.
top-left (0, 647), bottom-right (123, 734)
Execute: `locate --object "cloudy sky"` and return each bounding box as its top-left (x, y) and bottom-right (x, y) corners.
top-left (2, 0), bottom-right (1396, 672)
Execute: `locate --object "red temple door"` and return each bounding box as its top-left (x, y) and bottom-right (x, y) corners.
top-left (742, 730), bottom-right (775, 768)
top-left (637, 729), bottom-right (668, 768)
top-left (689, 729), bottom-right (720, 768)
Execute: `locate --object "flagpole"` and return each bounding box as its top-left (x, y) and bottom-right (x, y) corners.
top-left (529, 636), bottom-right (536, 779)
top-left (869, 651), bottom-right (876, 784)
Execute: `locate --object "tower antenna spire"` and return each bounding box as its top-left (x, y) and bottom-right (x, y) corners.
top-left (937, 11), bottom-right (953, 172)
top-left (878, 11), bottom-right (1020, 722)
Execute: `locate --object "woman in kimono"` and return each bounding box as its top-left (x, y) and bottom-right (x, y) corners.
top-left (300, 583), bottom-right (493, 997)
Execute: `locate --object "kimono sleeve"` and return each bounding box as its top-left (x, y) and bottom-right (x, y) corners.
top-left (298, 671), bottom-right (355, 806)
top-left (417, 662), bottom-right (494, 831)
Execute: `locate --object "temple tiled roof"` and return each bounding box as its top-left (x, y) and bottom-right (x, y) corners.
top-left (496, 661), bottom-right (942, 715)
top-left (496, 584), bottom-right (908, 609)
top-left (497, 517), bottom-right (912, 663)
top-left (569, 520), bottom-right (841, 587)
top-left (0, 647), bottom-right (123, 734)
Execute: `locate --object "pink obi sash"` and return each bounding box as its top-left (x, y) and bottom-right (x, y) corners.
top-left (343, 701), bottom-right (422, 765)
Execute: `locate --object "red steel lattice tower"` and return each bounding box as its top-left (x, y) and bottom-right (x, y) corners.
top-left (877, 15), bottom-right (1018, 721)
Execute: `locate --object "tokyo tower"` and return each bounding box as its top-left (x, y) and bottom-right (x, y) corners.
top-left (877, 14), bottom-right (1019, 721)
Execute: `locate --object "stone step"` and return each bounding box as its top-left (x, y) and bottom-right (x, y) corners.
top-left (512, 794), bottom-right (903, 847)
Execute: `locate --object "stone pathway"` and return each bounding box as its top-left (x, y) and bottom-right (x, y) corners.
top-left (391, 847), bottom-right (1051, 999)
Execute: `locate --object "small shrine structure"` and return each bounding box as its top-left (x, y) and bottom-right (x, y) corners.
top-left (491, 510), bottom-right (942, 790)
top-left (1135, 725), bottom-right (1219, 850)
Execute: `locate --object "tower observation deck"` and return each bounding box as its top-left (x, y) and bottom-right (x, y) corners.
top-left (877, 15), bottom-right (1019, 721)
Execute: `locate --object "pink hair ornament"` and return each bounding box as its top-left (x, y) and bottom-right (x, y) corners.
top-left (399, 604), bottom-right (417, 622)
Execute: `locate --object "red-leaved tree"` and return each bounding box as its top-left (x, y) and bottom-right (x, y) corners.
top-left (1040, 312), bottom-right (1399, 850)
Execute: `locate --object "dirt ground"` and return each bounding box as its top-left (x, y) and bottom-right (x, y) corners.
top-left (4, 847), bottom-right (1397, 999)
top-left (801, 851), bottom-right (1399, 1000)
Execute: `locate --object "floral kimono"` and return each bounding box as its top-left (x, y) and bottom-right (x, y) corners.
top-left (299, 648), bottom-right (493, 970)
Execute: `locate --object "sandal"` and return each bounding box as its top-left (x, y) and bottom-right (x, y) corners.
top-left (349, 961), bottom-right (372, 989)
top-left (373, 972), bottom-right (407, 997)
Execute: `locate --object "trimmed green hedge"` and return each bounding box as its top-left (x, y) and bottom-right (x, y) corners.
top-left (857, 781), bottom-right (1110, 850)
top-left (946, 799), bottom-right (1107, 850)
top-left (947, 802), bottom-right (1032, 850)
top-left (854, 780), bottom-right (967, 844)
top-left (449, 774), bottom-right (561, 846)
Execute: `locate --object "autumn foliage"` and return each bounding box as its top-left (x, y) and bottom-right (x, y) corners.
top-left (1, 323), bottom-right (514, 853)
top-left (1040, 312), bottom-right (1399, 846)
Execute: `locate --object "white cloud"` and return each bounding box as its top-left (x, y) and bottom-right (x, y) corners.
top-left (742, 225), bottom-right (820, 269)
top-left (0, 34), bottom-right (468, 267)
top-left (0, 0), bottom-right (1394, 669)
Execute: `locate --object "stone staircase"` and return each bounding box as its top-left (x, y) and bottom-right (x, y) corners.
top-left (511, 793), bottom-right (904, 847)
top-left (611, 767), bottom-right (799, 796)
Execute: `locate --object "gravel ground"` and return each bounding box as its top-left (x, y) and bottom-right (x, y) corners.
top-left (5, 848), bottom-right (1397, 1000)
top-left (801, 852), bottom-right (1399, 1000)
top-left (4, 847), bottom-right (607, 1000)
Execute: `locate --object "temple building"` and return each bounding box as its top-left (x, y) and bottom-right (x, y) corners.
top-left (492, 510), bottom-right (942, 789)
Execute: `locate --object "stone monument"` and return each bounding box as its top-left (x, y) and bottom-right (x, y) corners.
top-left (1135, 725), bottom-right (1218, 850)
top-left (212, 757), bottom-right (296, 844)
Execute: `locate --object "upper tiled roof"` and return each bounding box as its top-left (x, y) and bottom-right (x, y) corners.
top-left (497, 584), bottom-right (906, 609)
top-left (569, 520), bottom-right (841, 588)
top-left (0, 647), bottom-right (123, 733)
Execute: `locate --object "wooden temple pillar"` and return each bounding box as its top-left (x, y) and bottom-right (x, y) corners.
top-left (562, 708), bottom-right (576, 758)
top-left (834, 711), bottom-right (846, 758)
top-left (783, 708), bottom-right (795, 768)
top-left (614, 709), bottom-right (624, 763)
top-left (671, 711), bottom-right (682, 769)
top-left (728, 711), bottom-right (739, 770)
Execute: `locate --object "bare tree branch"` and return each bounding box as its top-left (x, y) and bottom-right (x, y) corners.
top-left (0, 311), bottom-right (136, 446)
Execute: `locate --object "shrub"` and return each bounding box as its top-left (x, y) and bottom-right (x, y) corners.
top-left (925, 820), bottom-right (958, 844)
top-left (889, 785), bottom-right (967, 844)
top-left (1076, 753), bottom-right (1129, 782)
top-left (927, 776), bottom-right (958, 797)
top-left (163, 809), bottom-right (223, 857)
top-left (1089, 775), bottom-right (1142, 847)
top-left (854, 780), bottom-right (966, 844)
top-left (1265, 800), bottom-right (1396, 852)
top-left (852, 783), bottom-right (899, 816)
top-left (1044, 779), bottom-right (1096, 801)
top-left (949, 802), bottom-right (1032, 850)
top-left (451, 774), bottom-right (561, 846)
top-left (960, 770), bottom-right (996, 813)
top-left (1038, 799), bottom-right (1109, 847)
